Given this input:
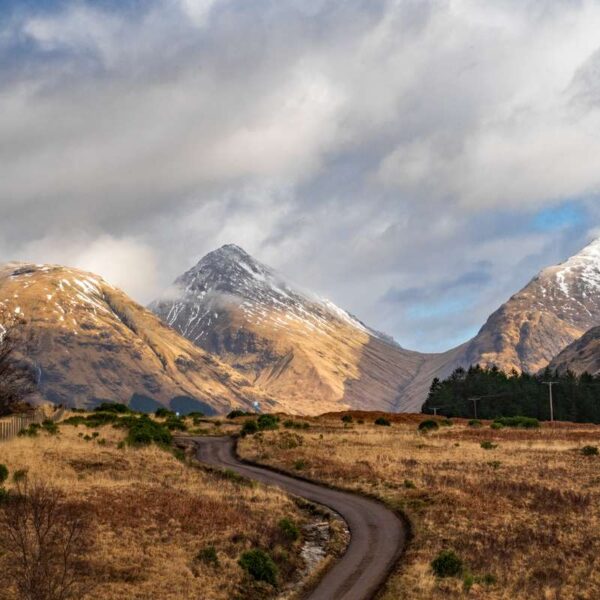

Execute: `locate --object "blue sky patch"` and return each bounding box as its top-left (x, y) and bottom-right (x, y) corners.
top-left (532, 202), bottom-right (586, 232)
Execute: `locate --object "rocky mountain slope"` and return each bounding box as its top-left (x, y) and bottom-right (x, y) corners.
top-left (456, 238), bottom-right (600, 374)
top-left (547, 326), bottom-right (600, 376)
top-left (150, 245), bottom-right (427, 414)
top-left (393, 238), bottom-right (600, 408)
top-left (0, 262), bottom-right (272, 413)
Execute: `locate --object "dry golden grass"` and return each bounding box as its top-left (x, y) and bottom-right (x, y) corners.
top-left (240, 414), bottom-right (600, 600)
top-left (0, 422), bottom-right (305, 599)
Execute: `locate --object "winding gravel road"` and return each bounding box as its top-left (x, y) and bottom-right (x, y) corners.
top-left (193, 436), bottom-right (406, 600)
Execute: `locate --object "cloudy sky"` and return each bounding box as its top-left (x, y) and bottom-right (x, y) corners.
top-left (2, 0), bottom-right (600, 352)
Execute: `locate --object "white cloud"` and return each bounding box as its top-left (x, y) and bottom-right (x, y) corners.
top-left (178, 0), bottom-right (222, 27)
top-left (1, 0), bottom-right (600, 350)
top-left (73, 237), bottom-right (159, 302)
top-left (10, 235), bottom-right (159, 303)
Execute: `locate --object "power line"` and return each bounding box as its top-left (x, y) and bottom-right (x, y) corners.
top-left (425, 393), bottom-right (512, 415)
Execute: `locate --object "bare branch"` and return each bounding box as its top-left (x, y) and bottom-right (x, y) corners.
top-left (0, 480), bottom-right (94, 600)
top-left (0, 326), bottom-right (36, 416)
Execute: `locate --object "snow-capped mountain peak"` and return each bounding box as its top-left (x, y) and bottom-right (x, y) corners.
top-left (543, 237), bottom-right (600, 301)
top-left (152, 245), bottom-right (370, 345)
top-left (150, 245), bottom-right (421, 415)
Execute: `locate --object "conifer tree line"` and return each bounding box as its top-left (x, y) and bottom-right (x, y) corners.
top-left (422, 365), bottom-right (600, 423)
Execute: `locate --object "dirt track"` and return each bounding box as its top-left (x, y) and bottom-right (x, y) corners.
top-left (193, 436), bottom-right (407, 600)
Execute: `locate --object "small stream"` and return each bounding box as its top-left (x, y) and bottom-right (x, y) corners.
top-left (278, 511), bottom-right (349, 599)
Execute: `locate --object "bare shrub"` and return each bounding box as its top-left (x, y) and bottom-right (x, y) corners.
top-left (0, 327), bottom-right (35, 417)
top-left (0, 480), bottom-right (94, 600)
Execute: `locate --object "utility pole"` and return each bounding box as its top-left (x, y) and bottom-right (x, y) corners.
top-left (543, 382), bottom-right (557, 423)
top-left (470, 397), bottom-right (479, 419)
top-left (432, 407), bottom-right (439, 416)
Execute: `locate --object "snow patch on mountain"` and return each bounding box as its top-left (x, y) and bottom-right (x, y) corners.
top-left (151, 244), bottom-right (382, 345)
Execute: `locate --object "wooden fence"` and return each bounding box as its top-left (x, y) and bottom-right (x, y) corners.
top-left (0, 407), bottom-right (65, 442)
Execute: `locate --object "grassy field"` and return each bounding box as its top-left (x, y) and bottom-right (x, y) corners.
top-left (239, 412), bottom-right (600, 600)
top-left (0, 416), bottom-right (307, 600)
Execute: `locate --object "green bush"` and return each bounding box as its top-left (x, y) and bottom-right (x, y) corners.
top-left (18, 423), bottom-right (41, 437)
top-left (294, 459), bottom-right (306, 470)
top-left (238, 549), bottom-right (278, 586)
top-left (581, 445), bottom-right (599, 456)
top-left (155, 407), bottom-right (176, 418)
top-left (241, 420), bottom-right (259, 436)
top-left (490, 422), bottom-right (504, 430)
top-left (126, 417), bottom-right (172, 446)
top-left (431, 550), bottom-right (463, 578)
top-left (278, 517), bottom-right (300, 542)
top-left (88, 413), bottom-right (120, 427)
top-left (0, 487), bottom-right (8, 504)
top-left (480, 441), bottom-right (497, 450)
top-left (196, 545), bottom-right (219, 566)
top-left (341, 415), bottom-right (353, 423)
top-left (468, 419), bottom-right (482, 428)
top-left (41, 420), bottom-right (59, 435)
top-left (0, 464), bottom-right (8, 485)
top-left (257, 414), bottom-right (279, 430)
top-left (221, 469), bottom-right (247, 485)
top-left (165, 417), bottom-right (187, 431)
top-left (463, 573), bottom-right (474, 592)
top-left (172, 448), bottom-right (185, 462)
top-left (64, 412), bottom-right (120, 428)
top-left (375, 417), bottom-right (391, 426)
top-left (440, 419), bottom-right (453, 427)
top-left (227, 410), bottom-right (249, 419)
top-left (94, 402), bottom-right (131, 414)
top-left (187, 411), bottom-right (205, 419)
top-left (403, 479), bottom-right (416, 489)
top-left (62, 415), bottom-right (87, 426)
top-left (283, 419), bottom-right (309, 430)
top-left (493, 416), bottom-right (539, 429)
top-left (418, 420), bottom-right (439, 432)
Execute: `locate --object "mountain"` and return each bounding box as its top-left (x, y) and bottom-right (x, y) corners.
top-left (151, 238), bottom-right (600, 414)
top-left (396, 238), bottom-right (600, 406)
top-left (0, 262), bottom-right (272, 413)
top-left (454, 238), bottom-right (600, 374)
top-left (150, 245), bottom-right (428, 414)
top-left (396, 237), bottom-right (600, 406)
top-left (547, 326), bottom-right (600, 376)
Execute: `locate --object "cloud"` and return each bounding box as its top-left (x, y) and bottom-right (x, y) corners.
top-left (384, 268), bottom-right (493, 304)
top-left (1, 0), bottom-right (600, 351)
top-left (9, 234), bottom-right (159, 303)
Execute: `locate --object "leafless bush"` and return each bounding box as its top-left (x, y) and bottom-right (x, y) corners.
top-left (0, 327), bottom-right (35, 417)
top-left (0, 480), bottom-right (94, 600)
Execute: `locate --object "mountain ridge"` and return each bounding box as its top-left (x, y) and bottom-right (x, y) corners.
top-left (3, 236), bottom-right (600, 414)
top-left (547, 325), bottom-right (600, 376)
top-left (0, 261), bottom-right (274, 413)
top-left (151, 237), bottom-right (600, 412)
